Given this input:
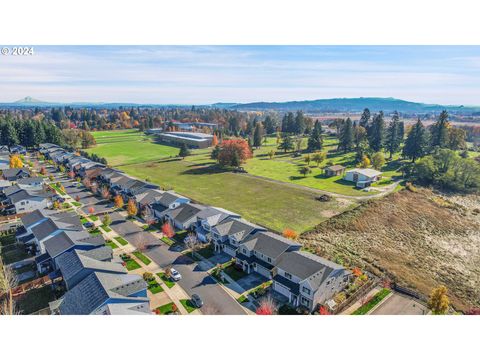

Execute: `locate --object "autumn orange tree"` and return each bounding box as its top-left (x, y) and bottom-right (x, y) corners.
top-left (127, 199), bottom-right (138, 218)
top-left (216, 139), bottom-right (252, 167)
top-left (428, 285), bottom-right (450, 315)
top-left (161, 222), bottom-right (175, 238)
top-left (282, 228), bottom-right (298, 240)
top-left (40, 166), bottom-right (47, 176)
top-left (211, 133), bottom-right (219, 147)
top-left (9, 155), bottom-right (23, 169)
top-left (113, 194), bottom-right (124, 208)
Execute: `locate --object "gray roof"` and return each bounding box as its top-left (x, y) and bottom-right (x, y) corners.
top-left (157, 191), bottom-right (188, 207)
top-left (196, 206), bottom-right (239, 226)
top-left (213, 218), bottom-right (264, 241)
top-left (31, 213), bottom-right (84, 242)
top-left (4, 184), bottom-right (22, 196)
top-left (2, 168), bottom-right (29, 179)
top-left (276, 251), bottom-right (345, 289)
top-left (58, 272), bottom-right (148, 315)
top-left (104, 302), bottom-right (151, 315)
top-left (17, 177), bottom-right (44, 185)
top-left (135, 189), bottom-right (165, 205)
top-left (8, 188), bottom-right (50, 203)
top-left (167, 203), bottom-right (205, 224)
top-left (57, 248), bottom-right (125, 284)
top-left (326, 165), bottom-right (346, 171)
top-left (241, 232), bottom-right (300, 259)
top-left (20, 209), bottom-right (46, 228)
top-left (43, 232), bottom-right (105, 258)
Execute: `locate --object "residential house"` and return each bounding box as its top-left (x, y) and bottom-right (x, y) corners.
top-left (151, 191), bottom-right (190, 220)
top-left (211, 218), bottom-right (265, 257)
top-left (50, 272), bottom-right (150, 315)
top-left (9, 145), bottom-right (27, 155)
top-left (324, 165), bottom-right (346, 177)
top-left (236, 232), bottom-right (301, 278)
top-left (17, 176), bottom-right (45, 190)
top-left (2, 168), bottom-right (30, 181)
top-left (272, 251), bottom-right (350, 312)
top-left (133, 189), bottom-right (165, 219)
top-left (164, 203), bottom-right (205, 231)
top-left (194, 206), bottom-right (240, 242)
top-left (344, 168), bottom-right (382, 188)
top-left (0, 154), bottom-right (9, 170)
top-left (56, 248), bottom-right (125, 290)
top-left (1, 185), bottom-right (53, 215)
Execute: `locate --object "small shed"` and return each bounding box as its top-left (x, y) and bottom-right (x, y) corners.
top-left (324, 165), bottom-right (346, 177)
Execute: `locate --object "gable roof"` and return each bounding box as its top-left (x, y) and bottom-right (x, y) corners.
top-left (241, 231), bottom-right (300, 259)
top-left (8, 188), bottom-right (50, 203)
top-left (213, 218), bottom-right (264, 241)
top-left (275, 251), bottom-right (345, 289)
top-left (43, 232), bottom-right (105, 258)
top-left (157, 191), bottom-right (188, 207)
top-left (2, 168), bottom-right (29, 179)
top-left (196, 206), bottom-right (239, 226)
top-left (58, 272), bottom-right (148, 315)
top-left (166, 203), bottom-right (205, 224)
top-left (20, 209), bottom-right (47, 228)
top-left (17, 177), bottom-right (44, 186)
top-left (135, 189), bottom-right (165, 205)
top-left (326, 165), bottom-right (346, 172)
top-left (346, 168), bottom-right (382, 178)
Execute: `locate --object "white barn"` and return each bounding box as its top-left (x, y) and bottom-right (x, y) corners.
top-left (344, 168), bottom-right (382, 188)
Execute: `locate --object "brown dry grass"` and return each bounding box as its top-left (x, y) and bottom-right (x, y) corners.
top-left (300, 188), bottom-right (480, 310)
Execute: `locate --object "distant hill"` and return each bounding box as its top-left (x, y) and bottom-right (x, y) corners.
top-left (14, 96), bottom-right (49, 104)
top-left (221, 97), bottom-right (479, 114)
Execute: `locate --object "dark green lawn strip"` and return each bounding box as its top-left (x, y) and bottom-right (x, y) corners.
top-left (156, 302), bottom-right (175, 315)
top-left (161, 237), bottom-right (174, 246)
top-left (100, 224), bottom-right (112, 232)
top-left (148, 280), bottom-right (164, 294)
top-left (180, 299), bottom-right (197, 313)
top-left (352, 288), bottom-right (391, 315)
top-left (125, 258), bottom-right (141, 271)
top-left (133, 251), bottom-right (151, 265)
top-left (114, 236), bottom-right (128, 246)
top-left (105, 240), bottom-right (118, 249)
top-left (157, 272), bottom-right (176, 288)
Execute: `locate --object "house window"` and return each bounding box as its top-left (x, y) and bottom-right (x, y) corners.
top-left (301, 297), bottom-right (311, 306)
top-left (302, 286), bottom-right (311, 295)
top-left (284, 272), bottom-right (292, 280)
top-left (242, 249), bottom-right (247, 255)
top-left (267, 257), bottom-right (272, 263)
top-left (20, 201), bottom-right (25, 205)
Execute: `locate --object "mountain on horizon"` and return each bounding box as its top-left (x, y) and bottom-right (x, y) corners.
top-left (14, 96), bottom-right (48, 104)
top-left (219, 97), bottom-right (478, 113)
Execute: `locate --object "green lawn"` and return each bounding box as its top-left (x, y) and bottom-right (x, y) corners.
top-left (0, 234), bottom-right (16, 246)
top-left (157, 272), bottom-right (176, 288)
top-left (49, 183), bottom-right (66, 195)
top-left (100, 224), bottom-right (112, 232)
top-left (125, 258), bottom-right (141, 271)
top-left (1, 245), bottom-right (30, 265)
top-left (352, 288), bottom-right (392, 315)
top-left (87, 130), bottom-right (179, 167)
top-left (16, 286), bottom-right (56, 314)
top-left (148, 280), bottom-right (164, 294)
top-left (114, 236), bottom-right (128, 246)
top-left (105, 240), bottom-right (118, 249)
top-left (196, 246), bottom-right (215, 259)
top-left (180, 299), bottom-right (197, 313)
top-left (156, 302), bottom-right (176, 315)
top-left (133, 251), bottom-right (152, 265)
top-left (71, 201), bottom-right (82, 207)
top-left (161, 237), bottom-right (175, 246)
top-left (89, 215), bottom-right (99, 222)
top-left (88, 228), bottom-right (102, 235)
top-left (223, 264), bottom-right (248, 281)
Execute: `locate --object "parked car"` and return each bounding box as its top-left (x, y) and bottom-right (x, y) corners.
top-left (170, 268), bottom-right (182, 281)
top-left (83, 222), bottom-right (94, 228)
top-left (191, 294), bottom-right (203, 308)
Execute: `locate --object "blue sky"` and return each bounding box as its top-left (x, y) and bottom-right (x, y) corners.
top-left (1, 46), bottom-right (480, 105)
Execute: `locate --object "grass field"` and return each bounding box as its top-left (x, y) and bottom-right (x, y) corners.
top-left (86, 129), bottom-right (179, 166)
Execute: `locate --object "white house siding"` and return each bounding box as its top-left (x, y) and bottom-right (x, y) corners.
top-left (273, 280), bottom-right (292, 298)
top-left (223, 246), bottom-right (236, 257)
top-left (15, 198), bottom-right (51, 214)
top-left (254, 263), bottom-right (271, 278)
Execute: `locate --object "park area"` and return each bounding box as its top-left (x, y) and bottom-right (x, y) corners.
top-left (85, 130), bottom-right (404, 233)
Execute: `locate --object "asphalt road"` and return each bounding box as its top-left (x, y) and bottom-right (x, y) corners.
top-left (108, 212), bottom-right (246, 315)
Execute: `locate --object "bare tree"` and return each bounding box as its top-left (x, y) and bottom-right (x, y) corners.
top-left (256, 296), bottom-right (277, 315)
top-left (184, 232), bottom-right (200, 257)
top-left (0, 262), bottom-right (18, 315)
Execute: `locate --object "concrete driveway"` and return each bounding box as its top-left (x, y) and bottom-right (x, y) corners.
top-left (236, 272), bottom-right (268, 292)
top-left (108, 212), bottom-right (246, 315)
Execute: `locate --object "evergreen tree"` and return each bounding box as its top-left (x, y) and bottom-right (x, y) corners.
top-left (403, 119), bottom-right (429, 162)
top-left (359, 108), bottom-right (371, 128)
top-left (294, 111), bottom-right (306, 135)
top-left (178, 143), bottom-right (191, 158)
top-left (430, 110), bottom-right (450, 149)
top-left (307, 120), bottom-right (323, 151)
top-left (2, 121), bottom-right (19, 146)
top-left (278, 133), bottom-right (294, 153)
top-left (263, 115), bottom-right (276, 134)
top-left (253, 122), bottom-right (264, 148)
top-left (386, 111), bottom-right (402, 159)
top-left (285, 112), bottom-right (295, 133)
top-left (368, 112), bottom-right (385, 152)
top-left (338, 118), bottom-right (354, 153)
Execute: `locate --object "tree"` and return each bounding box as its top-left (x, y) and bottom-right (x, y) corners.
top-left (67, 170), bottom-right (75, 179)
top-left (253, 122), bottom-right (264, 148)
top-left (428, 285), bottom-right (450, 315)
top-left (101, 186), bottom-right (110, 199)
top-left (371, 152), bottom-right (385, 170)
top-left (278, 134), bottom-right (294, 153)
top-left (293, 111), bottom-right (306, 134)
top-left (295, 137), bottom-right (304, 152)
top-left (127, 199), bottom-right (138, 217)
top-left (430, 110), bottom-right (450, 149)
top-left (263, 115), bottom-right (276, 134)
top-left (184, 232), bottom-right (200, 256)
top-left (161, 222), bottom-right (175, 238)
top-left (52, 200), bottom-right (61, 210)
top-left (40, 166), bottom-right (47, 176)
top-left (211, 133), bottom-right (219, 147)
top-left (282, 228), bottom-right (298, 240)
top-left (304, 154), bottom-right (311, 166)
top-left (307, 120), bottom-right (323, 151)
top-left (88, 207), bottom-right (95, 215)
top-left (354, 125), bottom-right (369, 162)
top-left (217, 139), bottom-right (253, 167)
top-left (255, 296), bottom-right (277, 315)
top-left (368, 112), bottom-right (385, 152)
top-left (312, 152), bottom-right (326, 167)
top-left (299, 166), bottom-right (312, 177)
top-left (403, 119), bottom-right (429, 162)
top-left (268, 149), bottom-right (275, 159)
top-left (9, 155), bottom-right (23, 168)
top-left (386, 112), bottom-right (402, 159)
top-left (114, 194), bottom-right (124, 208)
top-left (0, 262), bottom-right (18, 315)
top-left (210, 145), bottom-right (220, 160)
top-left (359, 108), bottom-right (371, 128)
top-left (103, 214), bottom-right (112, 227)
top-left (359, 155), bottom-right (371, 168)
top-left (447, 127), bottom-right (466, 150)
top-left (178, 143), bottom-right (191, 158)
top-left (338, 118), bottom-right (354, 153)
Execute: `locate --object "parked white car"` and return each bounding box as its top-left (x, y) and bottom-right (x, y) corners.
top-left (170, 268), bottom-right (182, 281)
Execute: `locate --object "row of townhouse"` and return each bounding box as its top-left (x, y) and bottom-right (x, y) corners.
top-left (15, 209), bottom-right (150, 315)
top-left (39, 143), bottom-right (350, 312)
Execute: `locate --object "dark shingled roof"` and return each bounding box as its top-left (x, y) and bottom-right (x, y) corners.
top-left (43, 232), bottom-right (105, 258)
top-left (240, 231), bottom-right (300, 260)
top-left (157, 191), bottom-right (188, 207)
top-left (167, 203), bottom-right (205, 224)
top-left (213, 218), bottom-right (264, 241)
top-left (20, 209), bottom-right (46, 228)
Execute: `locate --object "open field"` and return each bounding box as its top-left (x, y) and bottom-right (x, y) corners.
top-left (300, 188), bottom-right (480, 310)
top-left (86, 130), bottom-right (179, 166)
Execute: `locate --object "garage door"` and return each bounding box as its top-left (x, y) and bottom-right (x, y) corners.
top-left (273, 281), bottom-right (291, 298)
